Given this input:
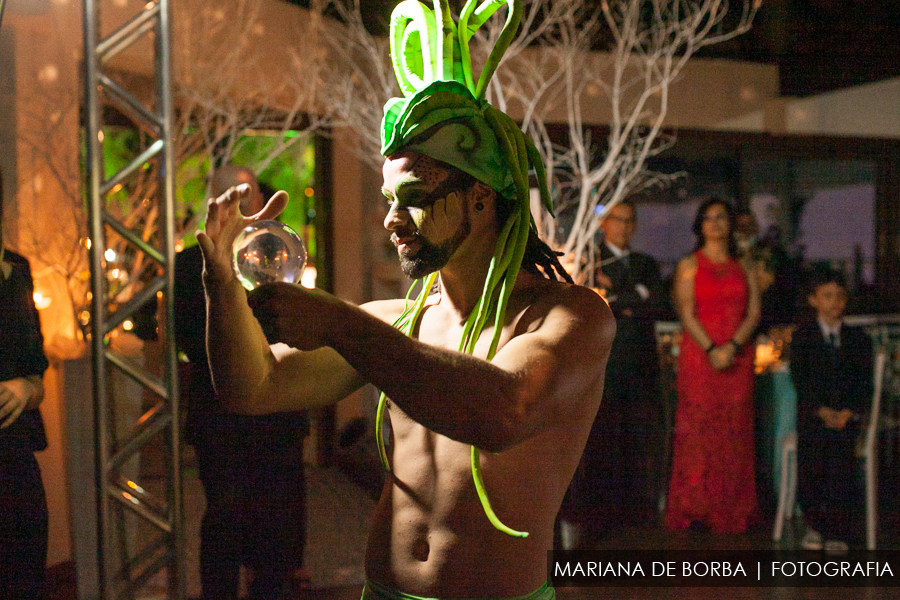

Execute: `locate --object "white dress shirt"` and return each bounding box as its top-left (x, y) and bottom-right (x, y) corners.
top-left (817, 317), bottom-right (842, 348)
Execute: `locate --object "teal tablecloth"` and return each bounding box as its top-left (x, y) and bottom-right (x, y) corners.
top-left (755, 367), bottom-right (798, 498)
top-left (770, 368), bottom-right (798, 488)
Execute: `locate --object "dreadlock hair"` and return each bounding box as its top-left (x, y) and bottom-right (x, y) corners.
top-left (521, 230), bottom-right (573, 284)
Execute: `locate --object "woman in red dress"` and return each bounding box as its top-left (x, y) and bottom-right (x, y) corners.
top-left (665, 198), bottom-right (761, 534)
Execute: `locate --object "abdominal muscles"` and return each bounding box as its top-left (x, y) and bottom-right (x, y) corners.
top-left (363, 424), bottom-right (560, 598)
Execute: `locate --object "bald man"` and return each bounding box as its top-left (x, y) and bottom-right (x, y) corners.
top-left (565, 201), bottom-right (670, 541)
top-left (173, 164), bottom-right (309, 599)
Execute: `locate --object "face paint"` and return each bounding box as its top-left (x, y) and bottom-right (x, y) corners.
top-left (383, 154), bottom-right (477, 269)
top-left (377, 0), bottom-right (545, 540)
top-left (396, 211), bottom-right (471, 279)
top-left (383, 155), bottom-right (473, 209)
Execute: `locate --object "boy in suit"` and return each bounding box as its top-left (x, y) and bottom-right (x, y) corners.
top-left (791, 268), bottom-right (872, 553)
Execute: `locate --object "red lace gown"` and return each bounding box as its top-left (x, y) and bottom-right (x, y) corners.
top-left (664, 251), bottom-right (757, 533)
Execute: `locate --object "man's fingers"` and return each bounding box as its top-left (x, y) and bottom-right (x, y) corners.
top-left (247, 282), bottom-right (300, 310)
top-left (220, 184), bottom-right (250, 209)
top-left (1, 404), bottom-right (23, 429)
top-left (196, 231), bottom-right (215, 261)
top-left (247, 284), bottom-right (284, 344)
top-left (247, 190), bottom-right (289, 222)
top-left (247, 283), bottom-right (279, 310)
top-left (0, 398), bottom-right (16, 429)
top-left (205, 198), bottom-right (220, 236)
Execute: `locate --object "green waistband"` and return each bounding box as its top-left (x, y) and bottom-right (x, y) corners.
top-left (361, 579), bottom-right (554, 600)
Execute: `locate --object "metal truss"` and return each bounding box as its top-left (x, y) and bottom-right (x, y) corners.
top-left (82, 1), bottom-right (184, 598)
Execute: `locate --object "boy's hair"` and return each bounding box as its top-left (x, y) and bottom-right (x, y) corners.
top-left (807, 267), bottom-right (847, 297)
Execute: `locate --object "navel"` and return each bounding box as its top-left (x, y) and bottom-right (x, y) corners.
top-left (412, 537), bottom-right (430, 562)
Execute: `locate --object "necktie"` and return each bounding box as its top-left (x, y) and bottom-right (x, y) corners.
top-left (828, 332), bottom-right (839, 369)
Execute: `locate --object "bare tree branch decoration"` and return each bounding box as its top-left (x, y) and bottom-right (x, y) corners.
top-left (314, 0), bottom-right (400, 168)
top-left (552, 0), bottom-right (761, 285)
top-left (316, 0), bottom-right (759, 286)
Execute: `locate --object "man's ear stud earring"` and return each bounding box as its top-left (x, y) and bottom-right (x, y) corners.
top-left (475, 202), bottom-right (485, 211)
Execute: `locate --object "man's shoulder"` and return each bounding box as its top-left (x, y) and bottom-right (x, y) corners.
top-left (630, 249), bottom-right (657, 262)
top-left (630, 250), bottom-right (660, 272)
top-left (841, 323), bottom-right (871, 347)
top-left (2, 249), bottom-right (29, 266)
top-left (792, 321), bottom-right (821, 344)
top-left (527, 279), bottom-right (615, 337)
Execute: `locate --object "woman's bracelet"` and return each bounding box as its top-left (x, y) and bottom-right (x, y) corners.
top-left (728, 339), bottom-right (741, 353)
top-left (705, 342), bottom-right (715, 354)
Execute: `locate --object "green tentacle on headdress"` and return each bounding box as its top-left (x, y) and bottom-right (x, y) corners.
top-left (376, 0), bottom-right (554, 539)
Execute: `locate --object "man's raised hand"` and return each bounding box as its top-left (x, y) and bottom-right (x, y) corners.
top-left (196, 184), bottom-right (289, 285)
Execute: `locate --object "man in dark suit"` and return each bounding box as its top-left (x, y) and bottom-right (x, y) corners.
top-left (791, 268), bottom-right (872, 552)
top-left (564, 201), bottom-right (669, 543)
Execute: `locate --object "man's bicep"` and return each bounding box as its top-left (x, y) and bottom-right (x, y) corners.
top-left (491, 296), bottom-right (614, 421)
top-left (249, 298), bottom-right (399, 413)
top-left (263, 344), bottom-right (365, 411)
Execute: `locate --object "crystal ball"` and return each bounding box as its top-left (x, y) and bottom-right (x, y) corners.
top-left (232, 220), bottom-right (307, 291)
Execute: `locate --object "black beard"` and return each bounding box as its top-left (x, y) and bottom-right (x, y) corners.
top-left (398, 220), bottom-right (471, 279)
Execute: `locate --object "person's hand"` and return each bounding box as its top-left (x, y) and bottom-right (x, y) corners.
top-left (818, 406), bottom-right (851, 429)
top-left (835, 408), bottom-right (855, 430)
top-left (708, 345), bottom-right (735, 371)
top-left (196, 184), bottom-right (289, 286)
top-left (0, 379), bottom-right (30, 429)
top-left (248, 282), bottom-right (347, 351)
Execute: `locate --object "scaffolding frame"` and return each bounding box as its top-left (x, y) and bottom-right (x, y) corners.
top-left (82, 0), bottom-right (185, 597)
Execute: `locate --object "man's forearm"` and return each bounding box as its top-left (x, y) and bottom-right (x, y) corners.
top-left (329, 306), bottom-right (522, 450)
top-left (204, 276), bottom-right (275, 406)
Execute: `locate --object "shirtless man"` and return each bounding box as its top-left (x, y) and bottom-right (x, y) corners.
top-left (197, 145), bottom-right (613, 599)
top-left (198, 2), bottom-right (613, 596)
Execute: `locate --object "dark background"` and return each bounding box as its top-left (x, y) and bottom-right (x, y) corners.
top-left (285, 0), bottom-right (900, 97)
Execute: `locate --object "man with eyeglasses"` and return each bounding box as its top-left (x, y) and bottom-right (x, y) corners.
top-left (566, 200), bottom-right (670, 544)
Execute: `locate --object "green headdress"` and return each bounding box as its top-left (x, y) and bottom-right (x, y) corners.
top-left (376, 0), bottom-right (554, 538)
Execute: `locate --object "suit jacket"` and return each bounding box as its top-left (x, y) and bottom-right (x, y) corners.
top-left (790, 320), bottom-right (873, 426)
top-left (0, 250), bottom-right (49, 452)
top-left (597, 244), bottom-right (670, 379)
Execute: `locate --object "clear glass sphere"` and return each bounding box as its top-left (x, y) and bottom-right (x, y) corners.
top-left (232, 220), bottom-right (307, 291)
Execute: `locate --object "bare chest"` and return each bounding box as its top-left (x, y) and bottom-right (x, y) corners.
top-left (412, 300), bottom-right (531, 358)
